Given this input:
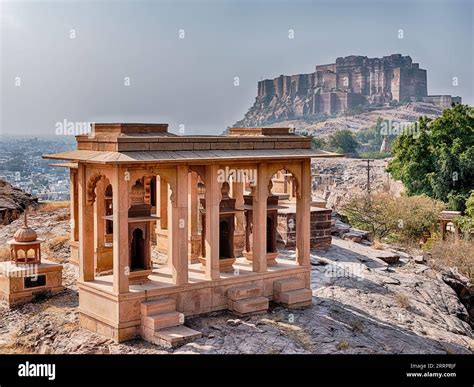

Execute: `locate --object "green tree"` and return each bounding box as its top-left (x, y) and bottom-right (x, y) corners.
top-left (387, 104), bottom-right (474, 211)
top-left (453, 190), bottom-right (474, 237)
top-left (311, 137), bottom-right (326, 150)
top-left (327, 130), bottom-right (359, 154)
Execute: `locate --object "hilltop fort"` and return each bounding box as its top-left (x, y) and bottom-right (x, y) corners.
top-left (236, 54), bottom-right (461, 127)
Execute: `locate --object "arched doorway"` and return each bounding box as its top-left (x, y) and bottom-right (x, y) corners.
top-left (130, 228), bottom-right (145, 271)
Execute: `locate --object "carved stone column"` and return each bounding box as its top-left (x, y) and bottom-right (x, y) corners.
top-left (204, 164), bottom-right (220, 280)
top-left (94, 178), bottom-right (106, 270)
top-left (112, 165), bottom-right (129, 294)
top-left (169, 165), bottom-right (189, 285)
top-left (78, 164), bottom-right (94, 282)
top-left (232, 180), bottom-right (245, 257)
top-left (70, 168), bottom-right (79, 242)
top-left (252, 163), bottom-right (268, 273)
top-left (69, 168), bottom-right (80, 265)
top-left (188, 171), bottom-right (201, 263)
top-left (156, 176), bottom-right (169, 254)
top-left (296, 159), bottom-right (311, 266)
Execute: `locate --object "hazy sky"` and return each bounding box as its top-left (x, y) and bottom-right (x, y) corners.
top-left (1, 0), bottom-right (472, 136)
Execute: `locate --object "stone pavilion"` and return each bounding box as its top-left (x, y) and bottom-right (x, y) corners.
top-left (45, 124), bottom-right (338, 347)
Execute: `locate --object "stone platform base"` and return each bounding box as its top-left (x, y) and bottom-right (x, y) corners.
top-left (78, 259), bottom-right (311, 344)
top-left (0, 260), bottom-right (64, 307)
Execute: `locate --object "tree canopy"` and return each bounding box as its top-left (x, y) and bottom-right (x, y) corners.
top-left (387, 104), bottom-right (474, 211)
top-left (327, 130), bottom-right (359, 154)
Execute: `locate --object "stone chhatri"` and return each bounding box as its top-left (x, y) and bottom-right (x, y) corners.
top-left (44, 123), bottom-right (337, 347)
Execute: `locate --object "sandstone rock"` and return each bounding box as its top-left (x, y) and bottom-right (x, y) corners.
top-left (0, 179), bottom-right (38, 225)
top-left (414, 255), bottom-right (425, 264)
top-left (342, 231), bottom-right (363, 243)
top-left (376, 254), bottom-right (400, 265)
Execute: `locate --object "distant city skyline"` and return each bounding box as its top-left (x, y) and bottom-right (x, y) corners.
top-left (1, 0), bottom-right (473, 136)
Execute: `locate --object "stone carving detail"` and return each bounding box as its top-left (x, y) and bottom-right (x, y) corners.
top-left (87, 172), bottom-right (104, 205)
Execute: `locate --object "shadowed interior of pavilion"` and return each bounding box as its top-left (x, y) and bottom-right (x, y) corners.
top-left (88, 169), bottom-right (302, 294)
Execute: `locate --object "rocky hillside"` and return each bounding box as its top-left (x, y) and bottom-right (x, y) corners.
top-left (236, 102), bottom-right (442, 138)
top-left (312, 158), bottom-right (404, 210)
top-left (0, 179), bottom-right (37, 225)
top-left (0, 208), bottom-right (472, 354)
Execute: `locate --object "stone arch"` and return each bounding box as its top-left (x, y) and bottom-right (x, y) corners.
top-left (87, 171), bottom-right (113, 205)
top-left (188, 165), bottom-right (206, 183)
top-left (265, 163), bottom-right (302, 198)
top-left (147, 167), bottom-right (177, 204)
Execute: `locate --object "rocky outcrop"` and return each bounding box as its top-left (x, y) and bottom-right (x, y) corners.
top-left (0, 179), bottom-right (38, 225)
top-left (312, 158), bottom-right (404, 211)
top-left (440, 268), bottom-right (474, 327)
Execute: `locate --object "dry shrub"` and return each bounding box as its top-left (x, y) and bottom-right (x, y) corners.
top-left (342, 193), bottom-right (445, 243)
top-left (0, 246), bottom-right (11, 262)
top-left (37, 201), bottom-right (69, 212)
top-left (54, 212), bottom-right (70, 222)
top-left (46, 235), bottom-right (70, 255)
top-left (395, 293), bottom-right (411, 309)
top-left (372, 240), bottom-right (384, 250)
top-left (337, 341), bottom-right (350, 350)
top-left (429, 240), bottom-right (474, 283)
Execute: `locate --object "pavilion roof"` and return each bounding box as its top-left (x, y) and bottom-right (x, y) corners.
top-left (43, 124), bottom-right (343, 164)
top-left (43, 148), bottom-right (341, 165)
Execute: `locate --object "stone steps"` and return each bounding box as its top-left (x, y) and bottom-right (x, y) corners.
top-left (142, 325), bottom-right (202, 349)
top-left (227, 284), bottom-right (269, 316)
top-left (227, 284), bottom-right (262, 301)
top-left (141, 311), bottom-right (184, 330)
top-left (154, 326), bottom-right (202, 348)
top-left (140, 298), bottom-right (201, 348)
top-left (273, 278), bottom-right (312, 309)
top-left (140, 298), bottom-right (176, 316)
top-left (273, 277), bottom-right (306, 293)
top-left (229, 297), bottom-right (269, 316)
